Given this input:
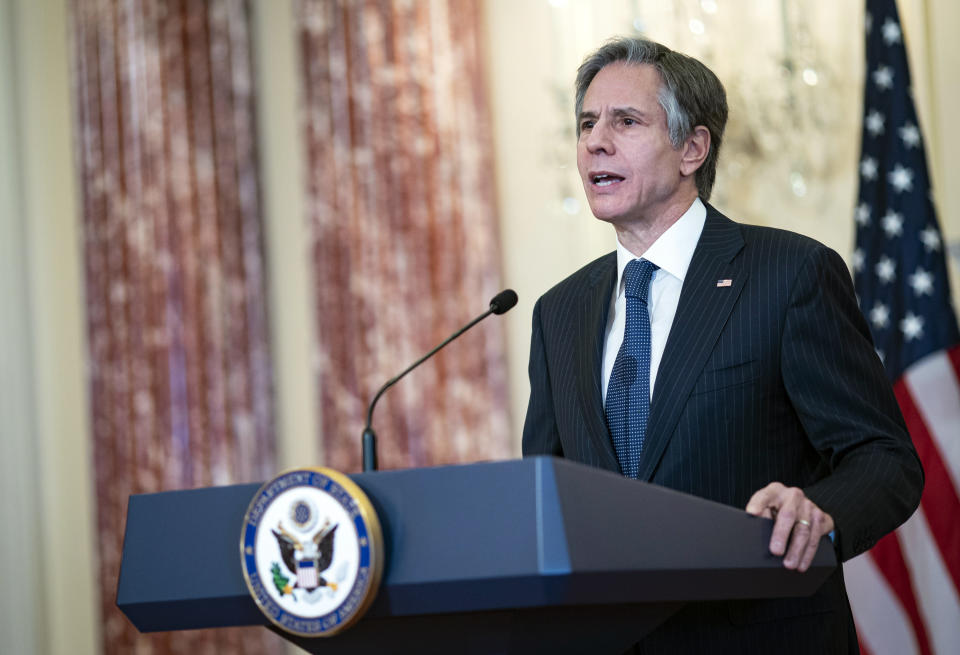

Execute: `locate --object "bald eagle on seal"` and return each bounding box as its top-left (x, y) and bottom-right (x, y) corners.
top-left (272, 519), bottom-right (339, 592)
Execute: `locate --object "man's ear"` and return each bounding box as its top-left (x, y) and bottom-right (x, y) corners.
top-left (679, 125), bottom-right (711, 177)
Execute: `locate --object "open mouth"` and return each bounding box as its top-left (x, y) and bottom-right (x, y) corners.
top-left (591, 173), bottom-right (624, 187)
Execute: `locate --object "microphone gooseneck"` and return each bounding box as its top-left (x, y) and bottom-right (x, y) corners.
top-left (361, 289), bottom-right (518, 472)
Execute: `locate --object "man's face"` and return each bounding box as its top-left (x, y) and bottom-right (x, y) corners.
top-left (576, 62), bottom-right (688, 227)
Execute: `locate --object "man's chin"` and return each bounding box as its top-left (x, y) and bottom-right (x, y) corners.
top-left (588, 206), bottom-right (627, 224)
top-left (584, 194), bottom-right (633, 222)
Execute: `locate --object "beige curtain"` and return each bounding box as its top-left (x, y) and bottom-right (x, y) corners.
top-left (71, 0), bottom-right (280, 652)
top-left (297, 0), bottom-right (513, 471)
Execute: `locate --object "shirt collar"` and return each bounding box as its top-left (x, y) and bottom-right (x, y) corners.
top-left (615, 197), bottom-right (707, 293)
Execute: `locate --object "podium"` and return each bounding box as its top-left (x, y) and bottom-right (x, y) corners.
top-left (117, 456), bottom-right (836, 654)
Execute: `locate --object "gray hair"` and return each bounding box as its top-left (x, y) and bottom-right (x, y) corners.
top-left (575, 37), bottom-right (728, 200)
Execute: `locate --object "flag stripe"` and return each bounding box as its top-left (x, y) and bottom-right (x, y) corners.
top-left (898, 508), bottom-right (960, 655)
top-left (846, 552), bottom-right (920, 655)
top-left (905, 346), bottom-right (960, 489)
top-left (867, 532), bottom-right (934, 655)
top-left (893, 378), bottom-right (960, 593)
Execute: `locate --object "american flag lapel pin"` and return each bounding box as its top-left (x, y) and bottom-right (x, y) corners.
top-left (716, 279), bottom-right (733, 287)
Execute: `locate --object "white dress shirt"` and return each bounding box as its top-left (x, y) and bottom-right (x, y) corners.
top-left (601, 198), bottom-right (707, 404)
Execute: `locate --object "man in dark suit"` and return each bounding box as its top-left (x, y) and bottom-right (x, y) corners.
top-left (522, 37), bottom-right (923, 653)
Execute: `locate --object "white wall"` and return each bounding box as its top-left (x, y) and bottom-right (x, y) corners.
top-left (0, 0), bottom-right (99, 654)
top-left (250, 0), bottom-right (322, 471)
top-left (0, 1), bottom-right (43, 652)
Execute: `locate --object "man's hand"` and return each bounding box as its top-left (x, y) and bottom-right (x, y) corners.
top-left (745, 482), bottom-right (835, 572)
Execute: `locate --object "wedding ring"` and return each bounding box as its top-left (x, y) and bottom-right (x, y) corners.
top-left (797, 519), bottom-right (811, 527)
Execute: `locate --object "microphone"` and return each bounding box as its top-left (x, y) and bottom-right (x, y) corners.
top-left (361, 289), bottom-right (518, 472)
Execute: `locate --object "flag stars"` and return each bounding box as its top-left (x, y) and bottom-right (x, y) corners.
top-left (865, 110), bottom-right (885, 136)
top-left (888, 164), bottom-right (914, 193)
top-left (900, 312), bottom-right (924, 341)
top-left (869, 302), bottom-right (890, 329)
top-left (919, 226), bottom-right (941, 252)
top-left (852, 248), bottom-right (865, 272)
top-left (881, 210), bottom-right (903, 237)
top-left (856, 14), bottom-right (946, 368)
top-left (909, 267), bottom-right (934, 296)
top-left (873, 65), bottom-right (894, 90)
top-left (875, 256), bottom-right (896, 283)
top-left (882, 18), bottom-right (902, 45)
top-left (899, 123), bottom-right (921, 148)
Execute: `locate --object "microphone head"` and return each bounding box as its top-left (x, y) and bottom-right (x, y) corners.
top-left (489, 289), bottom-right (518, 315)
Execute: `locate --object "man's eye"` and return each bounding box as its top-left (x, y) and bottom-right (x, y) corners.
top-left (580, 120), bottom-right (595, 131)
top-left (622, 118), bottom-right (636, 126)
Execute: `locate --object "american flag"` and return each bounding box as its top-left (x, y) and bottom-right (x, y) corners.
top-left (845, 1), bottom-right (960, 653)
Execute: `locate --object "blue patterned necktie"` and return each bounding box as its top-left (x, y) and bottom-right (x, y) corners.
top-left (605, 258), bottom-right (658, 479)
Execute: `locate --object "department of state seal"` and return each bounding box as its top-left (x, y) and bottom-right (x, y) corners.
top-left (240, 468), bottom-right (384, 637)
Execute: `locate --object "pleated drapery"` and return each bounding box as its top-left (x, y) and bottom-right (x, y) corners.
top-left (69, 0), bottom-right (512, 650)
top-left (71, 1), bottom-right (279, 652)
top-left (297, 0), bottom-right (513, 471)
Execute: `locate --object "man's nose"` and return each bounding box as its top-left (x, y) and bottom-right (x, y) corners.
top-left (583, 120), bottom-right (614, 154)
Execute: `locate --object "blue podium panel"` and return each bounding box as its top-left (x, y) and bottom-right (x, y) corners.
top-left (117, 457), bottom-right (836, 653)
top-left (351, 457), bottom-right (832, 616)
top-left (117, 482), bottom-right (263, 631)
top-left (548, 458), bottom-right (832, 602)
top-left (355, 457), bottom-right (569, 616)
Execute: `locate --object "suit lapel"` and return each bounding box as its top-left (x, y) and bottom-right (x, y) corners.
top-left (575, 253), bottom-right (621, 472)
top-left (638, 207), bottom-right (747, 482)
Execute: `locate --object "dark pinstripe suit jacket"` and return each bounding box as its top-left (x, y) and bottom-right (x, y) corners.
top-left (522, 205), bottom-right (923, 654)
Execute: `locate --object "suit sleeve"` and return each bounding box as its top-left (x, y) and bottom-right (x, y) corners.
top-left (522, 297), bottom-right (564, 457)
top-left (781, 245), bottom-right (924, 561)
